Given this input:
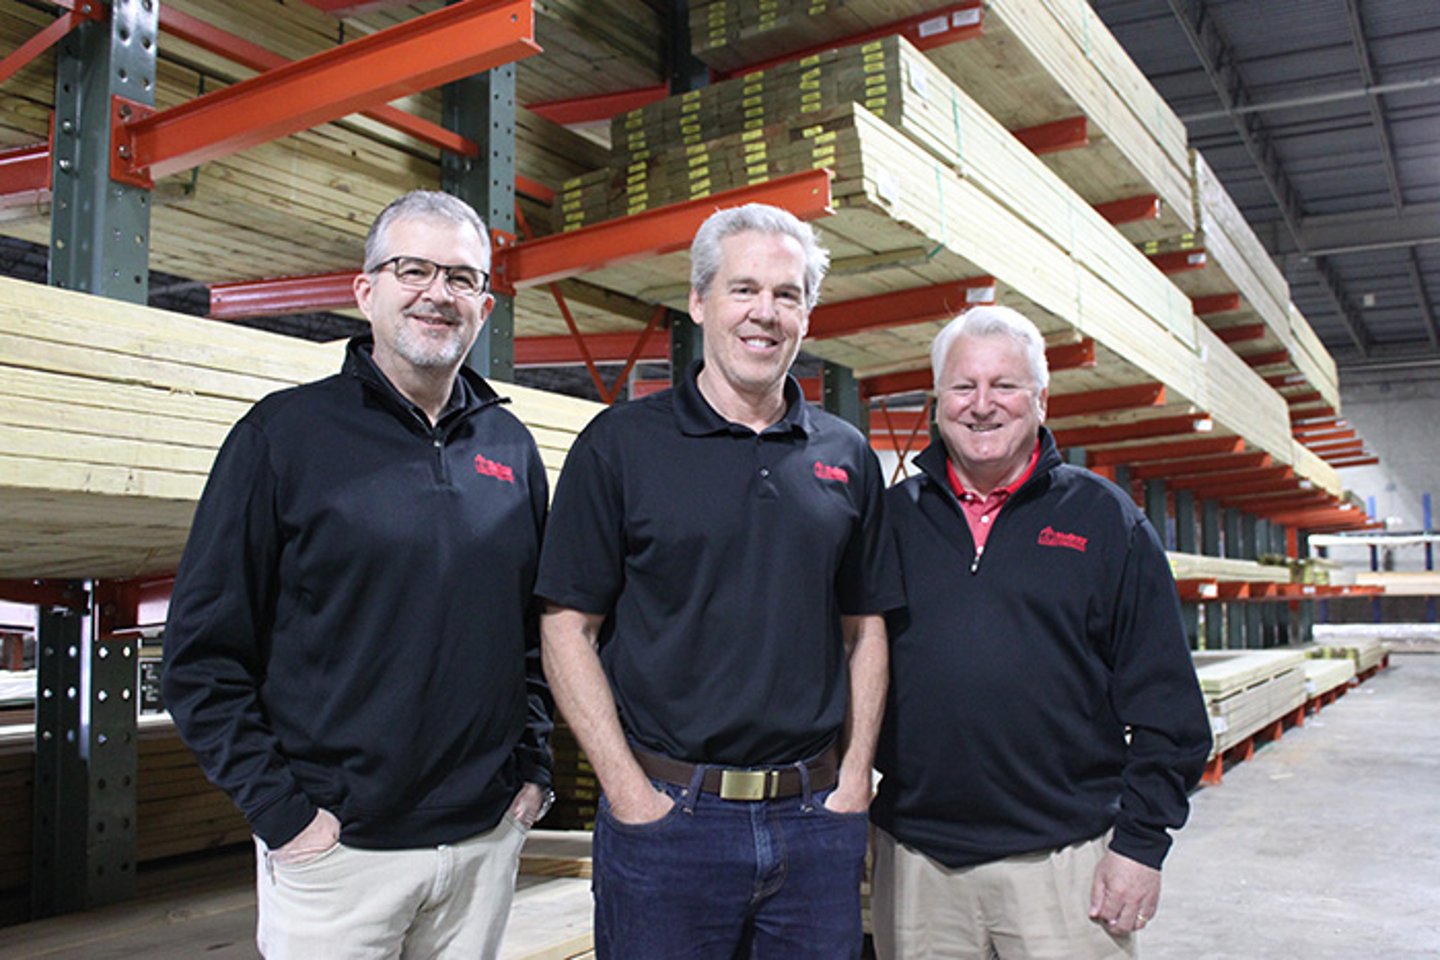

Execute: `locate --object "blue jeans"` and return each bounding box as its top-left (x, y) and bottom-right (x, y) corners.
top-left (592, 766), bottom-right (869, 960)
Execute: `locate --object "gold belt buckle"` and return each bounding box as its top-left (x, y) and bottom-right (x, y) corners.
top-left (718, 768), bottom-right (778, 801)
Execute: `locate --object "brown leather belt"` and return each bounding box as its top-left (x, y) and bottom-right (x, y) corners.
top-left (632, 744), bottom-right (839, 801)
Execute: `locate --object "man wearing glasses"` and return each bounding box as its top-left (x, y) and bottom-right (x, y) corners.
top-left (164, 191), bottom-right (554, 958)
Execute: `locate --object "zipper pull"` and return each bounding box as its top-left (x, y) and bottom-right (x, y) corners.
top-left (970, 550), bottom-right (981, 575)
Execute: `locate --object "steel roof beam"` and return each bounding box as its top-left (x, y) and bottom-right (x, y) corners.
top-left (1343, 0), bottom-right (1404, 211)
top-left (1261, 203), bottom-right (1440, 258)
top-left (1166, 0), bottom-right (1372, 356)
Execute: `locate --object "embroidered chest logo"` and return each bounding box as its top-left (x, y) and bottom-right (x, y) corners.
top-left (474, 454), bottom-right (515, 484)
top-left (813, 461), bottom-right (850, 484)
top-left (1037, 526), bottom-right (1087, 553)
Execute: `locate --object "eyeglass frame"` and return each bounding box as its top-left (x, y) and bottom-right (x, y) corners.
top-left (369, 255), bottom-right (491, 297)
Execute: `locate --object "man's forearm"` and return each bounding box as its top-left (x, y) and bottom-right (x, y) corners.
top-left (836, 613), bottom-right (888, 795)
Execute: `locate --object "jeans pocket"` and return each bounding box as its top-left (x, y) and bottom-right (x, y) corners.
top-left (811, 787), bottom-right (869, 820)
top-left (596, 782), bottom-right (683, 835)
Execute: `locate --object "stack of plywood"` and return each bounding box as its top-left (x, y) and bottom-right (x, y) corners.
top-left (0, 276), bottom-right (603, 579)
top-left (687, 0), bottom-right (1194, 245)
top-left (1303, 656), bottom-right (1357, 700)
top-left (1309, 636), bottom-right (1389, 674)
top-left (1168, 553), bottom-right (1295, 585)
top-left (564, 36), bottom-right (1302, 473)
top-left (1192, 649), bottom-right (1308, 755)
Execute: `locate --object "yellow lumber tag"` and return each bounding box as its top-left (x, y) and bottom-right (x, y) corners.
top-left (800, 55), bottom-right (821, 67)
top-left (690, 180), bottom-right (711, 196)
top-left (689, 167), bottom-right (709, 181)
top-left (687, 144), bottom-right (707, 156)
top-left (801, 79), bottom-right (820, 91)
top-left (747, 163), bottom-right (768, 177)
top-left (865, 96), bottom-right (888, 110)
top-left (562, 175), bottom-right (583, 190)
top-left (743, 95), bottom-right (763, 108)
top-left (626, 171), bottom-right (645, 186)
top-left (628, 160), bottom-right (646, 173)
top-left (862, 40), bottom-right (883, 53)
top-left (746, 107), bottom-right (766, 120)
top-left (562, 199), bottom-right (581, 214)
top-left (688, 153), bottom-right (709, 168)
top-left (742, 128), bottom-right (764, 142)
top-left (812, 131), bottom-right (836, 144)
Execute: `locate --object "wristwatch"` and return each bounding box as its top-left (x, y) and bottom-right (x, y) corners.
top-left (535, 786), bottom-right (556, 823)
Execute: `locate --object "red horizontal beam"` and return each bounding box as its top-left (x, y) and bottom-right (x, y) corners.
top-left (1192, 293), bottom-right (1242, 315)
top-left (860, 340), bottom-right (1099, 400)
top-left (529, 85), bottom-right (670, 126)
top-left (0, 4), bottom-right (101, 87)
top-left (211, 271), bottom-right (355, 319)
top-left (1221, 490), bottom-right (1331, 512)
top-left (0, 141), bottom-right (51, 208)
top-left (1265, 373), bottom-right (1309, 389)
top-left (515, 332), bottom-right (668, 367)
top-left (1216, 324), bottom-right (1266, 344)
top-left (1051, 414), bottom-right (1212, 449)
top-left (1132, 451), bottom-right (1271, 480)
top-left (494, 169), bottom-right (833, 291)
top-left (1291, 405), bottom-right (1337, 423)
top-left (0, 578), bottom-right (89, 609)
top-left (1243, 350), bottom-right (1291, 368)
top-left (115, 0), bottom-right (539, 184)
top-left (1048, 383), bottom-right (1165, 419)
top-left (1314, 440), bottom-right (1365, 456)
top-left (1149, 249), bottom-right (1208, 274)
top-left (1296, 429), bottom-right (1353, 445)
top-left (720, 2), bottom-right (984, 78)
top-left (1169, 469), bottom-right (1298, 497)
top-left (1267, 507), bottom-right (1371, 530)
top-left (1095, 194), bottom-right (1160, 226)
top-left (1293, 418), bottom-right (1346, 436)
top-left (1285, 391), bottom-right (1323, 406)
top-left (1329, 456), bottom-right (1381, 469)
top-left (808, 278), bottom-right (996, 339)
top-left (302, 1), bottom-right (416, 15)
top-left (1014, 116), bottom-right (1089, 155)
top-left (1087, 436), bottom-right (1243, 468)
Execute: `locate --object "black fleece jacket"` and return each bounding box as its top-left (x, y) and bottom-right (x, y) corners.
top-left (872, 429), bottom-right (1211, 870)
top-left (163, 337), bottom-right (552, 850)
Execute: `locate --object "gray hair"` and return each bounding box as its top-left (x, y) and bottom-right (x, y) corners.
top-left (930, 305), bottom-right (1050, 392)
top-left (363, 190), bottom-right (491, 271)
top-left (689, 202), bottom-right (830, 310)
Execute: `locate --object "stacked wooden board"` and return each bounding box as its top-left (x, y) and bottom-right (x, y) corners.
top-left (0, 275), bottom-right (603, 579)
top-left (1144, 152), bottom-right (1340, 411)
top-left (1168, 553), bottom-right (1295, 585)
top-left (1192, 649), bottom-right (1308, 756)
top-left (1309, 636), bottom-right (1389, 674)
top-left (0, 0), bottom-right (645, 339)
top-left (1303, 656), bottom-right (1357, 701)
top-left (687, 0), bottom-right (1195, 244)
top-left (561, 35), bottom-right (1311, 478)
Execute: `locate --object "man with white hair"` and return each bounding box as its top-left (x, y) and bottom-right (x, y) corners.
top-left (870, 305), bottom-right (1210, 959)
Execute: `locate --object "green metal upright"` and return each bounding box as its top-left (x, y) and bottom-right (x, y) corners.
top-left (49, 1), bottom-right (156, 301)
top-left (1174, 489), bottom-right (1199, 648)
top-left (821, 362), bottom-right (867, 434)
top-left (36, 1), bottom-right (156, 916)
top-left (444, 63), bottom-right (517, 382)
top-left (1202, 499), bottom-right (1224, 649)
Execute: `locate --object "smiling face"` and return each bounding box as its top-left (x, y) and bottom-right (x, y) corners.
top-left (353, 214), bottom-right (493, 380)
top-left (936, 332), bottom-right (1047, 495)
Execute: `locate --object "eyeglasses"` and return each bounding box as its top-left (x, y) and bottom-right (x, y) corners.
top-left (372, 255), bottom-right (489, 297)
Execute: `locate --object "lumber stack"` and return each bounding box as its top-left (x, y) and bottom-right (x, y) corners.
top-left (1303, 656), bottom-right (1356, 700)
top-left (1144, 152), bottom-right (1340, 411)
top-left (1168, 553), bottom-right (1294, 585)
top-left (563, 36), bottom-right (1300, 472)
top-left (1309, 636), bottom-right (1389, 674)
top-left (0, 742), bottom-right (28, 927)
top-left (0, 276), bottom-right (603, 579)
top-left (0, 1), bottom-right (638, 340)
top-left (1192, 649), bottom-right (1307, 755)
top-left (687, 0), bottom-right (1194, 244)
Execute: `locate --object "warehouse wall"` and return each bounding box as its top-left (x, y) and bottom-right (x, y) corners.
top-left (1334, 366), bottom-right (1440, 536)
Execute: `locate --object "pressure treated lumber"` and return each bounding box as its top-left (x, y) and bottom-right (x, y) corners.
top-left (685, 0), bottom-right (1193, 243)
top-left (1168, 553), bottom-right (1294, 585)
top-left (1303, 656), bottom-right (1356, 699)
top-left (1192, 649), bottom-right (1307, 755)
top-left (0, 276), bottom-right (603, 579)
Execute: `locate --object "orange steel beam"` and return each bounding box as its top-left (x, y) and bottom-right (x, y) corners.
top-left (1293, 419), bottom-right (1346, 436)
top-left (529, 85), bottom-right (671, 125)
top-left (1087, 436), bottom-right (1244, 468)
top-left (860, 340), bottom-right (1098, 399)
top-left (1296, 428), bottom-right (1355, 444)
top-left (1048, 383), bottom-right (1165, 419)
top-left (1216, 582), bottom-right (1251, 600)
top-left (1192, 293), bottom-right (1242, 315)
top-left (808, 278), bottom-right (997, 339)
top-left (1285, 391), bottom-right (1323, 406)
top-left (1131, 451), bottom-right (1271, 480)
top-left (112, 0), bottom-right (539, 185)
top-left (1267, 507), bottom-right (1370, 530)
top-left (1243, 350), bottom-right (1291, 368)
top-left (1220, 490), bottom-right (1331, 511)
top-left (718, 2), bottom-right (984, 78)
top-left (1291, 405), bottom-right (1337, 423)
top-left (1175, 579), bottom-right (1220, 602)
top-left (1216, 324), bottom-right (1266, 343)
top-left (211, 271), bottom-right (355, 318)
top-left (515, 332), bottom-right (670, 366)
top-left (493, 169), bottom-right (833, 292)
top-left (1094, 194), bottom-right (1160, 225)
top-left (0, 3), bottom-right (103, 87)
top-left (1170, 469), bottom-right (1299, 497)
top-left (0, 141), bottom-right (51, 209)
top-left (1313, 440), bottom-right (1365, 455)
top-left (1013, 116), bottom-right (1089, 155)
top-left (1149, 249), bottom-right (1207, 274)
top-left (1265, 373), bottom-right (1309, 388)
top-left (1329, 456), bottom-right (1381, 469)
top-left (1051, 414), bottom-right (1212, 449)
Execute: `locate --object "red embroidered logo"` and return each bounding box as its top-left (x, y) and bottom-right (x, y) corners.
top-left (813, 461), bottom-right (849, 484)
top-left (1037, 526), bottom-right (1087, 553)
top-left (474, 454), bottom-right (515, 484)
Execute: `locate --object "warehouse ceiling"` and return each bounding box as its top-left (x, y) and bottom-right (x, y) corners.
top-left (1092, 0), bottom-right (1440, 374)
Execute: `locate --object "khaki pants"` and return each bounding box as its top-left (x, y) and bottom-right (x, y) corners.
top-left (871, 829), bottom-right (1136, 960)
top-left (255, 814), bottom-right (528, 960)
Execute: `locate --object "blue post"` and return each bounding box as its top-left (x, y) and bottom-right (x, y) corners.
top-left (1425, 493), bottom-right (1436, 622)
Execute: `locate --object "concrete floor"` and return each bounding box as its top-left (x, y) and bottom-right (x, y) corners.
top-left (1, 654), bottom-right (1435, 958)
top-left (1144, 653), bottom-right (1440, 959)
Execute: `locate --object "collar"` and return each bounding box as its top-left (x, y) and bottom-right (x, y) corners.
top-left (945, 439), bottom-right (1042, 502)
top-left (915, 426), bottom-right (1062, 500)
top-left (343, 334), bottom-right (502, 424)
top-left (672, 359), bottom-right (812, 438)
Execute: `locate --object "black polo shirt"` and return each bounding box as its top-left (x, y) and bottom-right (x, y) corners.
top-left (537, 361), bottom-right (903, 767)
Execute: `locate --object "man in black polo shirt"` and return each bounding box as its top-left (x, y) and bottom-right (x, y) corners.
top-left (537, 202), bottom-right (903, 959)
